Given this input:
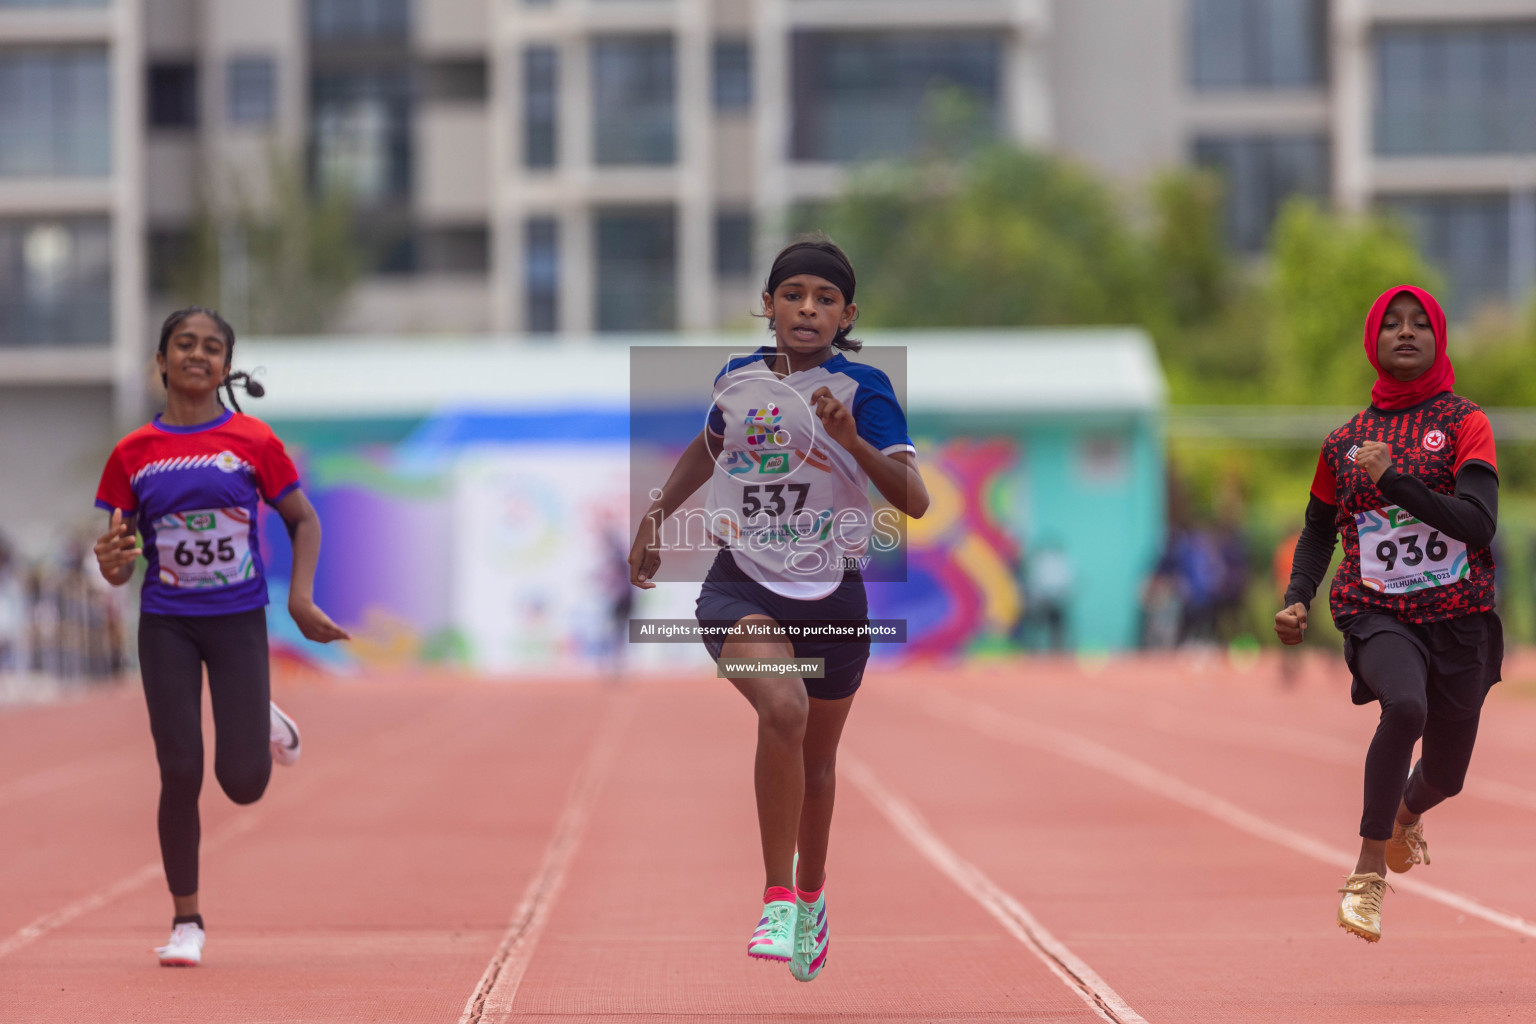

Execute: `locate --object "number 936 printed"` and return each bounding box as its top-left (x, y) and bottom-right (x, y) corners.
top-left (1357, 506), bottom-right (1468, 595)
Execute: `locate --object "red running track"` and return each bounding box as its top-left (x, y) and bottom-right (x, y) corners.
top-left (4, 653), bottom-right (1536, 1022)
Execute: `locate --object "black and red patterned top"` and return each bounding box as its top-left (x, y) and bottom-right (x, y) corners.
top-left (1310, 392), bottom-right (1498, 624)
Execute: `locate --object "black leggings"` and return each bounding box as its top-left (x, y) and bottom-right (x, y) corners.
top-left (1355, 630), bottom-right (1482, 841)
top-left (138, 609), bottom-right (272, 897)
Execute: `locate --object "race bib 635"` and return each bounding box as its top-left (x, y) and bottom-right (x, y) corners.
top-left (153, 507), bottom-right (255, 589)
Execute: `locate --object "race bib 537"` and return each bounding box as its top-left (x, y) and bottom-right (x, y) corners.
top-left (153, 507), bottom-right (255, 589)
top-left (1356, 505), bottom-right (1469, 595)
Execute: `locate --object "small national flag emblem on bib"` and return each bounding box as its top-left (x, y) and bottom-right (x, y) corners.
top-left (1422, 430), bottom-right (1446, 452)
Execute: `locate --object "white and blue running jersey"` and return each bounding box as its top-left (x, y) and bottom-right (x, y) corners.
top-left (705, 346), bottom-right (915, 599)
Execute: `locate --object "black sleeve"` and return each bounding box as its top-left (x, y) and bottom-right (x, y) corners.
top-left (1283, 495), bottom-right (1338, 610)
top-left (1376, 462), bottom-right (1498, 549)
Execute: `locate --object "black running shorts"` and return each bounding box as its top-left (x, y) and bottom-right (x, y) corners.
top-left (694, 549), bottom-right (870, 701)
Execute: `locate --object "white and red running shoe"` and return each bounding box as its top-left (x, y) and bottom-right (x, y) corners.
top-left (269, 701), bottom-right (301, 766)
top-left (156, 922), bottom-right (205, 966)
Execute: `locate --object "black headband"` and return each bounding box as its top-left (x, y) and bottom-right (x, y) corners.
top-left (766, 246), bottom-right (855, 303)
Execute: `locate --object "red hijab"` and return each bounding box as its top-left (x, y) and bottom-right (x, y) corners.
top-left (1364, 284), bottom-right (1453, 411)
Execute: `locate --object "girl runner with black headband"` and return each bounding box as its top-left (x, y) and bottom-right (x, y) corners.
top-left (629, 237), bottom-right (929, 980)
top-left (93, 307), bottom-right (350, 967)
top-left (1275, 285), bottom-right (1500, 942)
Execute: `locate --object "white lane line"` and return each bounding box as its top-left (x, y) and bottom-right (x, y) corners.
top-left (460, 697), bottom-right (629, 1024)
top-left (911, 687), bottom-right (1536, 940)
top-left (0, 697), bottom-right (465, 961)
top-left (1140, 702), bottom-right (1536, 815)
top-left (0, 815), bottom-right (258, 960)
top-left (844, 755), bottom-right (1145, 1024)
top-left (0, 752), bottom-right (131, 811)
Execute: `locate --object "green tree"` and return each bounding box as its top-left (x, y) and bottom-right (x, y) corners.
top-left (172, 150), bottom-right (364, 334)
top-left (1262, 200), bottom-right (1441, 406)
top-left (1148, 168), bottom-right (1230, 331)
top-left (823, 146), bottom-right (1164, 330)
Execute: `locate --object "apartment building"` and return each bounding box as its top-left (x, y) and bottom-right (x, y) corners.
top-left (4, 0), bottom-right (1536, 549)
top-left (0, 0), bottom-right (143, 555)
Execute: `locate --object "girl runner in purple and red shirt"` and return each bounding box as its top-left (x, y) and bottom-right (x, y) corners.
top-left (1276, 285), bottom-right (1500, 944)
top-left (92, 307), bottom-right (349, 967)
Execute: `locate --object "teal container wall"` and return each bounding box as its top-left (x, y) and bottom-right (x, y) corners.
top-left (911, 410), bottom-right (1165, 652)
top-left (1018, 414), bottom-right (1164, 651)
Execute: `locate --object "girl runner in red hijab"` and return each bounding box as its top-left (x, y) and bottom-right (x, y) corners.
top-left (1275, 285), bottom-right (1500, 942)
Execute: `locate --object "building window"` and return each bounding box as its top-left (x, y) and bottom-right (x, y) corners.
top-left (593, 36), bottom-right (675, 166)
top-left (423, 58), bottom-right (487, 103)
top-left (526, 216), bottom-right (559, 333)
top-left (713, 40), bottom-right (751, 111)
top-left (0, 216), bottom-right (111, 346)
top-left (523, 46), bottom-right (558, 169)
top-left (308, 0), bottom-right (410, 42)
top-left (0, 48), bottom-right (111, 175)
top-left (149, 62), bottom-right (198, 129)
top-left (715, 210), bottom-right (752, 277)
top-left (790, 32), bottom-right (1000, 163)
top-left (1376, 24), bottom-right (1536, 156)
top-left (1190, 0), bottom-right (1326, 90)
top-left (1193, 135), bottom-right (1329, 252)
top-left (228, 57), bottom-right (275, 125)
top-left (596, 207), bottom-right (675, 331)
top-left (147, 227), bottom-right (192, 294)
top-left (311, 68), bottom-right (411, 203)
top-left (420, 225), bottom-right (489, 273)
top-left (1383, 194), bottom-right (1524, 316)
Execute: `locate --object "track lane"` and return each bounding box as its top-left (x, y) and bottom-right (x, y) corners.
top-left (7, 662), bottom-right (1536, 1022)
top-left (498, 681), bottom-right (1111, 1023)
top-left (903, 662), bottom-right (1536, 919)
top-left (857, 670), bottom-right (1536, 1021)
top-left (1, 680), bottom-right (607, 1023)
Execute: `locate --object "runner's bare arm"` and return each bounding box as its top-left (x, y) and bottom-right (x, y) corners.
top-left (809, 386), bottom-right (928, 518)
top-left (273, 489), bottom-right (351, 643)
top-left (629, 428), bottom-right (721, 588)
top-left (93, 508), bottom-right (141, 587)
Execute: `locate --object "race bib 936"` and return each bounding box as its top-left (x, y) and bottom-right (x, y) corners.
top-left (1356, 505), bottom-right (1469, 595)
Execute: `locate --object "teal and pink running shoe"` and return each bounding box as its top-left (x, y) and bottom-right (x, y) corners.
top-left (790, 885), bottom-right (829, 981)
top-left (747, 887), bottom-right (797, 961)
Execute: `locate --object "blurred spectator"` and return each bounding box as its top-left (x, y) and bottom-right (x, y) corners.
top-left (4, 530), bottom-right (127, 683)
top-left (0, 536), bottom-right (23, 671)
top-left (1169, 527), bottom-right (1224, 645)
top-left (1017, 541), bottom-right (1073, 652)
top-left (1213, 520), bottom-right (1250, 644)
top-left (1139, 567), bottom-right (1182, 649)
top-left (601, 523), bottom-right (633, 678)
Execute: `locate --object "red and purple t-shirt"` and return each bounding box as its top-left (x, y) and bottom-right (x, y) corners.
top-left (1311, 392), bottom-right (1497, 625)
top-left (95, 410), bottom-right (300, 617)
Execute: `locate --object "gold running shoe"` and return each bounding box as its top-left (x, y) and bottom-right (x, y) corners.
top-left (1385, 817), bottom-right (1430, 873)
top-left (1337, 872), bottom-right (1392, 942)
